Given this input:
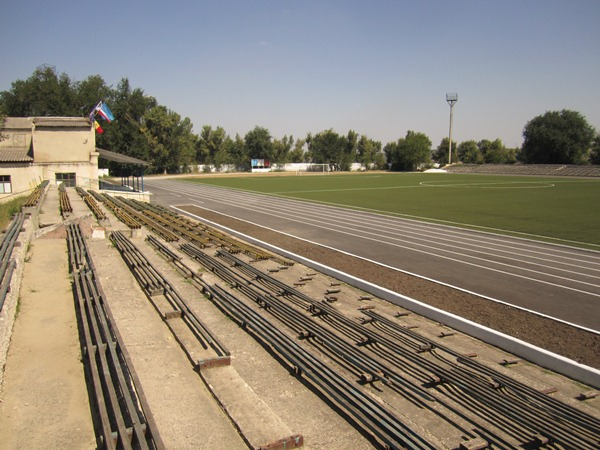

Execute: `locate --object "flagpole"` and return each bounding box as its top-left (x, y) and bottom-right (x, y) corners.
top-left (88, 100), bottom-right (102, 122)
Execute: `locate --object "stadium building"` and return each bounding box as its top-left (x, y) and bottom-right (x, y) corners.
top-left (0, 116), bottom-right (150, 203)
top-left (0, 117), bottom-right (99, 200)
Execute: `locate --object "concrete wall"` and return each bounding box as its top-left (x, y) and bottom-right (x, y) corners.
top-left (0, 165), bottom-right (43, 201)
top-left (101, 189), bottom-right (151, 202)
top-left (275, 162), bottom-right (366, 172)
top-left (0, 130), bottom-right (32, 151)
top-left (39, 161), bottom-right (100, 190)
top-left (32, 126), bottom-right (95, 163)
top-left (193, 163), bottom-right (369, 173)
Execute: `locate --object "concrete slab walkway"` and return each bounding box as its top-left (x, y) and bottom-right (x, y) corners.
top-left (0, 237), bottom-right (96, 449)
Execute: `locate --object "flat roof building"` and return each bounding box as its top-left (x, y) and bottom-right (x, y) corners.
top-left (0, 117), bottom-right (99, 201)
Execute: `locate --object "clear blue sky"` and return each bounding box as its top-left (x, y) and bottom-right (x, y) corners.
top-left (2, 0), bottom-right (599, 148)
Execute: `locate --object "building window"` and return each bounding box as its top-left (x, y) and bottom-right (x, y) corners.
top-left (56, 173), bottom-right (76, 187)
top-left (0, 175), bottom-right (12, 194)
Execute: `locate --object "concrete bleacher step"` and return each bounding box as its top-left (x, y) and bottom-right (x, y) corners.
top-left (445, 164), bottom-right (600, 177)
top-left (37, 184), bottom-right (62, 228)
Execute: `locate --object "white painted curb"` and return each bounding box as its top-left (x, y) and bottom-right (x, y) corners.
top-left (186, 212), bottom-right (600, 389)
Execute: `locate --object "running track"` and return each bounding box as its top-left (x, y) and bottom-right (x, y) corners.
top-left (144, 178), bottom-right (600, 333)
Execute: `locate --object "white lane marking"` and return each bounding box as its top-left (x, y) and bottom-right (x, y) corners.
top-left (173, 204), bottom-right (600, 335)
top-left (157, 178), bottom-right (600, 249)
top-left (194, 186), bottom-right (600, 273)
top-left (419, 180), bottom-right (556, 189)
top-left (147, 181), bottom-right (600, 290)
top-left (201, 184), bottom-right (600, 265)
top-left (164, 183), bottom-right (600, 285)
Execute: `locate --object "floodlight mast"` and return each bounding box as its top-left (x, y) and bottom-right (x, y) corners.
top-left (446, 93), bottom-right (458, 165)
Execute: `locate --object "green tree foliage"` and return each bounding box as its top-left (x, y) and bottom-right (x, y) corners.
top-left (244, 126), bottom-right (273, 161)
top-left (209, 134), bottom-right (238, 170)
top-left (98, 78), bottom-right (158, 173)
top-left (590, 134), bottom-right (600, 165)
top-left (372, 151), bottom-right (387, 170)
top-left (142, 105), bottom-right (196, 174)
top-left (476, 139), bottom-right (517, 164)
top-left (457, 140), bottom-right (483, 164)
top-left (306, 129), bottom-right (355, 167)
top-left (343, 130), bottom-right (358, 171)
top-left (383, 141), bottom-right (399, 170)
top-left (477, 139), bottom-right (494, 163)
top-left (385, 131), bottom-right (432, 171)
top-left (272, 135), bottom-right (294, 164)
top-left (521, 109), bottom-right (595, 164)
top-left (0, 65), bottom-right (75, 116)
top-left (433, 137), bottom-right (457, 166)
top-left (197, 125), bottom-right (228, 165)
top-left (228, 134), bottom-right (249, 169)
top-left (289, 138), bottom-right (307, 163)
top-left (75, 75), bottom-right (112, 118)
top-left (357, 135), bottom-right (383, 169)
top-left (8, 67), bottom-right (579, 174)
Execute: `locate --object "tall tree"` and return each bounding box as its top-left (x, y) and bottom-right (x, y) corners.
top-left (433, 137), bottom-right (457, 166)
top-left (373, 150), bottom-right (387, 170)
top-left (99, 78), bottom-right (157, 167)
top-left (306, 129), bottom-right (347, 166)
top-left (590, 134), bottom-right (600, 165)
top-left (244, 126), bottom-right (273, 161)
top-left (479, 138), bottom-right (516, 164)
top-left (272, 135), bottom-right (294, 164)
top-left (229, 133), bottom-right (249, 169)
top-left (343, 130), bottom-right (359, 170)
top-left (142, 105), bottom-right (196, 173)
top-left (401, 131), bottom-right (432, 171)
top-left (383, 140), bottom-right (399, 170)
top-left (212, 135), bottom-right (236, 169)
top-left (357, 134), bottom-right (383, 169)
top-left (457, 140), bottom-right (483, 164)
top-left (74, 74), bottom-right (111, 116)
top-left (196, 125), bottom-right (228, 165)
top-left (0, 65), bottom-right (75, 116)
top-left (289, 138), bottom-right (306, 163)
top-left (521, 109), bottom-right (595, 164)
top-left (385, 131), bottom-right (432, 171)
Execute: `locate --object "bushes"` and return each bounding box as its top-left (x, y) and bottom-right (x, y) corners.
top-left (0, 197), bottom-right (26, 232)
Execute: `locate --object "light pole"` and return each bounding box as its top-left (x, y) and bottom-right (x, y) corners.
top-left (446, 93), bottom-right (458, 165)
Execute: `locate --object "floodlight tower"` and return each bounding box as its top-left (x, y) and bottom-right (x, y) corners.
top-left (446, 93), bottom-right (458, 165)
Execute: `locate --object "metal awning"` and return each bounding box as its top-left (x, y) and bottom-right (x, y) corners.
top-left (96, 148), bottom-right (149, 166)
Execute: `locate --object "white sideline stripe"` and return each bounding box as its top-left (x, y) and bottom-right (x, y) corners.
top-left (174, 193), bottom-right (600, 296)
top-left (172, 205), bottom-right (600, 389)
top-left (172, 204), bottom-right (598, 335)
top-left (147, 181), bottom-right (600, 297)
top-left (196, 180), bottom-right (600, 249)
top-left (147, 178), bottom-right (600, 250)
top-left (273, 180), bottom-right (558, 193)
top-left (161, 181), bottom-right (600, 275)
top-left (238, 201), bottom-right (600, 287)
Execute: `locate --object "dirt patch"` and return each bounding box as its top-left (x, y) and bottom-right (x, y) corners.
top-left (190, 208), bottom-right (600, 370)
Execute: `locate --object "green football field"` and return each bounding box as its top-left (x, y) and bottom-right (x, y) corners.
top-left (181, 172), bottom-right (600, 249)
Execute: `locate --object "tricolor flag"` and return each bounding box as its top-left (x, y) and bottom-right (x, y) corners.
top-left (96, 102), bottom-right (115, 122)
top-left (94, 120), bottom-right (104, 134)
top-left (88, 102), bottom-right (100, 122)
